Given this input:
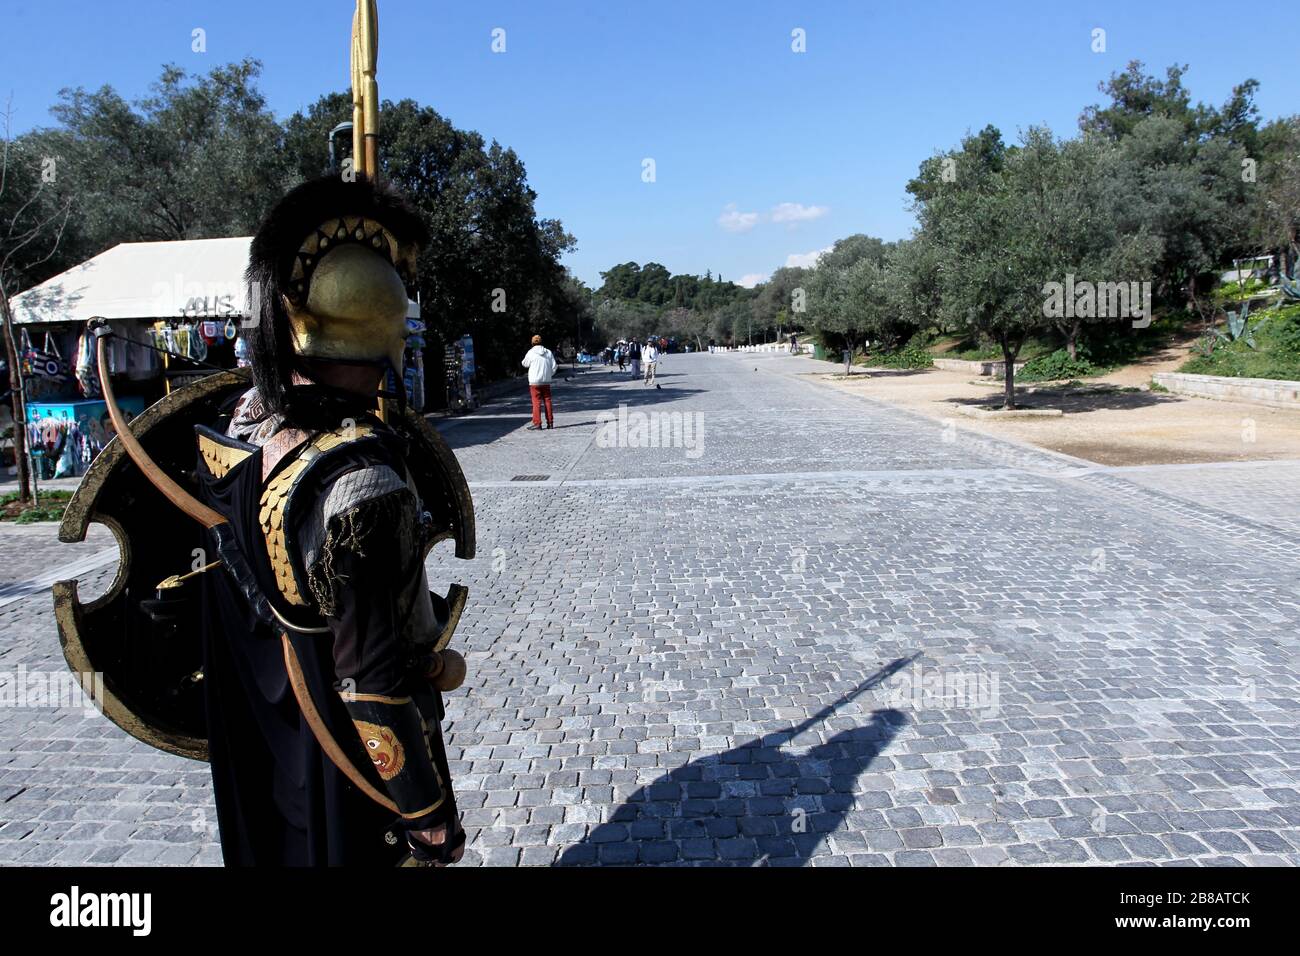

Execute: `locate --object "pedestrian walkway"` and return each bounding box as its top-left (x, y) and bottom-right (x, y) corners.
top-left (1, 352), bottom-right (1297, 866)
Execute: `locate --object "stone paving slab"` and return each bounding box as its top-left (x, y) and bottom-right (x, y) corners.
top-left (0, 352), bottom-right (1297, 866)
top-left (0, 523), bottom-right (116, 592)
top-left (1101, 459), bottom-right (1300, 537)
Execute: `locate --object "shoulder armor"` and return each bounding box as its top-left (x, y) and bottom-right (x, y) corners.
top-left (198, 430), bottom-right (255, 479)
top-left (259, 423), bottom-right (380, 606)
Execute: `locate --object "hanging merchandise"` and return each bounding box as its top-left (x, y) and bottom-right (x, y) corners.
top-left (223, 318), bottom-right (238, 341)
top-left (403, 318), bottom-right (426, 411)
top-left (24, 399), bottom-right (134, 479)
top-left (21, 329), bottom-right (69, 382)
top-left (234, 333), bottom-right (252, 368)
top-left (81, 415), bottom-right (109, 458)
top-left (74, 329), bottom-right (102, 398)
top-left (167, 322), bottom-right (206, 363)
top-left (54, 426), bottom-right (79, 478)
top-left (105, 332), bottom-right (129, 375)
top-left (25, 415), bottom-right (67, 480)
top-left (200, 320), bottom-right (221, 344)
top-left (18, 327), bottom-right (34, 374)
top-left (40, 417), bottom-right (66, 460)
top-left (19, 329), bottom-right (68, 400)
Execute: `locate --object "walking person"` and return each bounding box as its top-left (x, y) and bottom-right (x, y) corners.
top-left (521, 334), bottom-right (556, 430)
top-left (616, 344), bottom-right (626, 371)
top-left (643, 339), bottom-right (659, 385)
top-left (628, 339), bottom-right (642, 380)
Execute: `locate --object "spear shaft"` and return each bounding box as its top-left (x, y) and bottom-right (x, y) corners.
top-left (351, 0), bottom-right (380, 184)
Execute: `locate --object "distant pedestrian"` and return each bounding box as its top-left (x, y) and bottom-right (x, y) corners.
top-left (521, 334), bottom-right (556, 430)
top-left (643, 340), bottom-right (660, 385)
top-left (628, 340), bottom-right (642, 379)
top-left (617, 345), bottom-right (626, 371)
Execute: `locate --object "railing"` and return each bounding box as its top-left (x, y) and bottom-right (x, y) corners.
top-left (709, 343), bottom-right (814, 354)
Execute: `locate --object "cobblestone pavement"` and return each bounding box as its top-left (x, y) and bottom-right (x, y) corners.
top-left (2, 352), bottom-right (1298, 866)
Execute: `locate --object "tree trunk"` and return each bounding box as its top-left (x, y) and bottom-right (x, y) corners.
top-left (1065, 320), bottom-right (1080, 360)
top-left (0, 285), bottom-right (32, 503)
top-left (998, 331), bottom-right (1020, 409)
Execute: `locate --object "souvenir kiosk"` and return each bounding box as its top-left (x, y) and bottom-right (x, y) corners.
top-left (6, 237), bottom-right (252, 479)
top-left (8, 234), bottom-right (426, 478)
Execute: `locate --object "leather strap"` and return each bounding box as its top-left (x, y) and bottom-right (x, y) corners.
top-left (279, 632), bottom-right (397, 813)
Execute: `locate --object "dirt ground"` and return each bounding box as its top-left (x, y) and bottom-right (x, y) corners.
top-left (811, 354), bottom-right (1300, 466)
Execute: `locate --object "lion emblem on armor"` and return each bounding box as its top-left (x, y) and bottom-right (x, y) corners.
top-left (355, 721), bottom-right (405, 780)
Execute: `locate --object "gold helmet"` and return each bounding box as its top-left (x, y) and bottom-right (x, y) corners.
top-left (244, 176), bottom-right (428, 412)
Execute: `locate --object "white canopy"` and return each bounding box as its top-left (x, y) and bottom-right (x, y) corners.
top-left (10, 237), bottom-right (254, 326)
top-left (11, 235), bottom-right (421, 327)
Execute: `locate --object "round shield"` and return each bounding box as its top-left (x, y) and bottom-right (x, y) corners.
top-left (54, 371), bottom-right (251, 760)
top-left (53, 370), bottom-right (476, 761)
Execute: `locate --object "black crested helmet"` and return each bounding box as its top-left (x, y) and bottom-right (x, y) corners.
top-left (245, 176), bottom-right (428, 413)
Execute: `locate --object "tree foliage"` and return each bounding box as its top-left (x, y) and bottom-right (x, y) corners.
top-left (590, 261), bottom-right (753, 346)
top-left (10, 60), bottom-right (578, 383)
top-left (783, 62), bottom-right (1279, 408)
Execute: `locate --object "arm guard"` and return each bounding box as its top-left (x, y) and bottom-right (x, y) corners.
top-left (341, 691), bottom-right (449, 830)
top-left (298, 462), bottom-right (456, 832)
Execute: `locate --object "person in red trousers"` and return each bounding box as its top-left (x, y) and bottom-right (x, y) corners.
top-left (521, 334), bottom-right (557, 430)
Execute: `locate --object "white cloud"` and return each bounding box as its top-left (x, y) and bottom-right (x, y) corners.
top-left (785, 246), bottom-right (832, 269)
top-left (735, 273), bottom-right (768, 288)
top-left (717, 203), bottom-right (760, 233)
top-left (717, 201), bottom-right (829, 233)
top-left (770, 202), bottom-right (828, 224)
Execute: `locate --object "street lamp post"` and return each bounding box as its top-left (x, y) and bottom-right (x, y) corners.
top-left (328, 122), bottom-right (354, 174)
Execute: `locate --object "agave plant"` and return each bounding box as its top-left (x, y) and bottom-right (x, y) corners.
top-left (1196, 300), bottom-right (1267, 355)
top-left (1210, 301), bottom-right (1268, 350)
top-left (1279, 265), bottom-right (1300, 303)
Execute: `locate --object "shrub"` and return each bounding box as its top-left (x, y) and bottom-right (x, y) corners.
top-left (1177, 304), bottom-right (1300, 381)
top-left (0, 489), bottom-right (72, 523)
top-left (1017, 349), bottom-right (1099, 382)
top-left (874, 344), bottom-right (934, 369)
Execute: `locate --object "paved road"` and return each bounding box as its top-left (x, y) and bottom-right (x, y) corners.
top-left (2, 352), bottom-right (1298, 865)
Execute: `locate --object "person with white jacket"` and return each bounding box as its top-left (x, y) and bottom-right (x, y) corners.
top-left (521, 334), bottom-right (557, 430)
top-left (643, 340), bottom-right (660, 385)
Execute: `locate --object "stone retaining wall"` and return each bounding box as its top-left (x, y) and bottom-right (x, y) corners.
top-left (1152, 371), bottom-right (1300, 409)
top-left (933, 358), bottom-right (1027, 377)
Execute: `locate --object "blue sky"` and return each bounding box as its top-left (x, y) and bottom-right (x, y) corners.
top-left (6, 1), bottom-right (1298, 288)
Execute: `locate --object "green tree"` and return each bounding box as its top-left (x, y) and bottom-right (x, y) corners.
top-left (885, 237), bottom-right (942, 340)
top-left (1017, 129), bottom-right (1161, 358)
top-left (803, 234), bottom-right (891, 354)
top-left (1251, 116), bottom-right (1300, 276)
top-left (1080, 60), bottom-right (1260, 153)
top-left (752, 266), bottom-right (809, 335)
top-left (910, 126), bottom-right (1044, 407)
top-left (1104, 116), bottom-right (1251, 307)
top-left (1, 104), bottom-right (74, 503)
top-left (1081, 61), bottom-right (1258, 305)
top-left (42, 59), bottom-right (289, 254)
